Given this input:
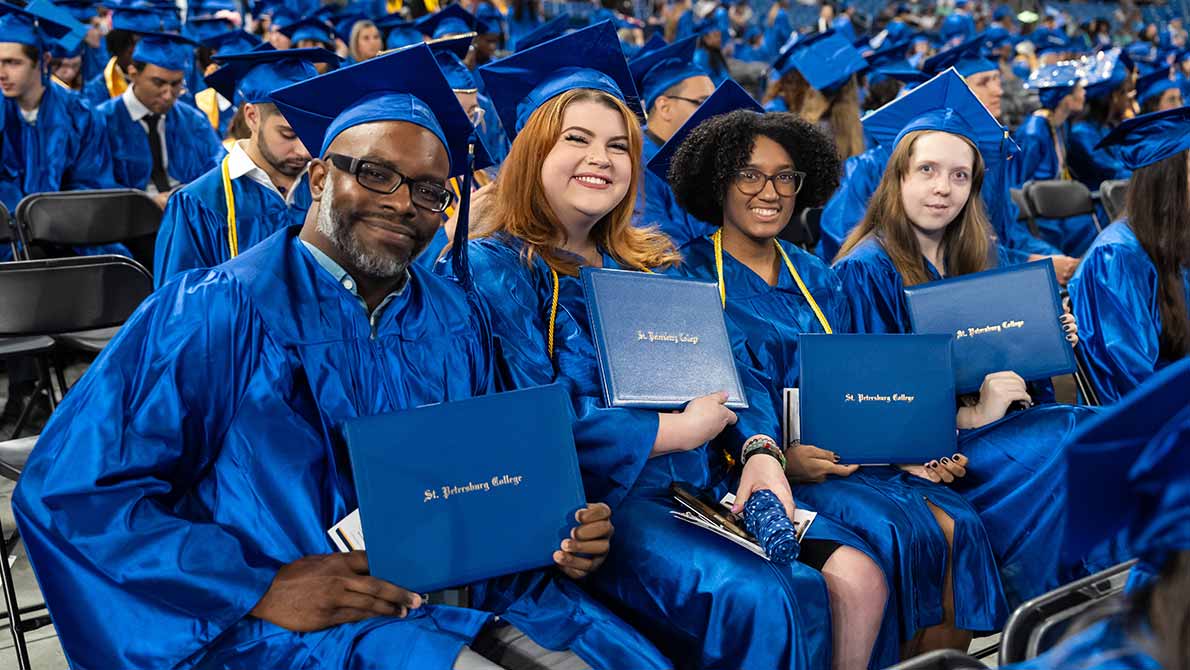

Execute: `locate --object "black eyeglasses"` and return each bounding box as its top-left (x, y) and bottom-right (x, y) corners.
top-left (661, 94), bottom-right (709, 107)
top-left (325, 153), bottom-right (455, 213)
top-left (733, 169), bottom-right (807, 197)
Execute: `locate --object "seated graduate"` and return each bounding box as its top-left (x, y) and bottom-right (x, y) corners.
top-left (192, 29), bottom-right (265, 140)
top-left (80, 7), bottom-right (145, 107)
top-left (1000, 357), bottom-right (1190, 670)
top-left (13, 44), bottom-right (668, 670)
top-left (663, 85), bottom-right (1011, 664)
top-left (96, 30), bottom-right (225, 209)
top-left (1135, 64), bottom-right (1184, 115)
top-left (1067, 48), bottom-right (1135, 193)
top-left (55, 0), bottom-right (104, 84)
top-left (1011, 62), bottom-right (1100, 257)
top-left (1068, 107), bottom-right (1190, 405)
top-left (627, 35), bottom-right (717, 247)
top-left (833, 71), bottom-right (1102, 607)
top-left (48, 33), bottom-right (83, 90)
top-left (153, 46), bottom-right (339, 286)
top-left (762, 30), bottom-right (867, 162)
top-left (0, 3), bottom-right (115, 215)
top-left (819, 38), bottom-right (1075, 280)
top-left (461, 23), bottom-right (854, 670)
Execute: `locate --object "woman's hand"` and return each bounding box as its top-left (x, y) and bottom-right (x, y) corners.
top-left (732, 451), bottom-right (796, 519)
top-left (1060, 308), bottom-right (1079, 348)
top-left (899, 453), bottom-right (969, 484)
top-left (784, 444), bottom-right (859, 483)
top-left (553, 503), bottom-right (613, 580)
top-left (957, 371), bottom-right (1031, 429)
top-left (653, 392), bottom-right (737, 457)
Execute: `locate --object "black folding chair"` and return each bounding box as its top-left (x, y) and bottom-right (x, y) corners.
top-left (1022, 180), bottom-right (1106, 234)
top-left (13, 189), bottom-right (161, 352)
top-left (0, 254), bottom-right (154, 670)
top-left (1009, 187), bottom-right (1040, 237)
top-left (1099, 179), bottom-right (1129, 223)
top-left (778, 206), bottom-right (823, 252)
top-left (998, 559), bottom-right (1136, 666)
top-left (884, 649), bottom-right (989, 670)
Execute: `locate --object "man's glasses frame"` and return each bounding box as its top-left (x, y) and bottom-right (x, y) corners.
top-left (325, 153), bottom-right (455, 213)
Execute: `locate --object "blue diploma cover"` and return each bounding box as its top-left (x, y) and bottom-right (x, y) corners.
top-left (904, 260), bottom-right (1076, 393)
top-left (341, 385), bottom-right (585, 593)
top-left (581, 267), bottom-right (748, 409)
top-left (799, 334), bottom-right (957, 464)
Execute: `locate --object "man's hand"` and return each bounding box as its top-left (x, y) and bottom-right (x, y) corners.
top-left (250, 551), bottom-right (421, 632)
top-left (554, 503), bottom-right (614, 580)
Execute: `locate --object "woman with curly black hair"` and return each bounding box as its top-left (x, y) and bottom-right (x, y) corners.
top-left (665, 105), bottom-right (1011, 663)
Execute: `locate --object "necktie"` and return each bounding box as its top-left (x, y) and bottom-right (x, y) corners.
top-left (144, 113), bottom-right (170, 193)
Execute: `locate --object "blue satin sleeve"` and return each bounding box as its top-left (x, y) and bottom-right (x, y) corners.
top-left (11, 273), bottom-right (280, 669)
top-left (637, 169), bottom-right (714, 249)
top-left (1068, 239), bottom-right (1163, 404)
top-left (62, 97), bottom-right (117, 191)
top-left (154, 187), bottom-right (224, 286)
top-left (817, 148), bottom-right (885, 262)
top-left (1068, 122), bottom-right (1131, 189)
top-left (987, 163), bottom-right (1061, 258)
top-left (1010, 117), bottom-right (1052, 187)
top-left (832, 247), bottom-right (911, 334)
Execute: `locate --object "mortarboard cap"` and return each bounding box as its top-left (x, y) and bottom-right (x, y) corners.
top-left (1025, 61), bottom-right (1081, 109)
top-left (863, 68), bottom-right (1018, 174)
top-left (207, 45), bottom-right (339, 106)
top-left (515, 12), bottom-right (570, 52)
top-left (14, 0), bottom-right (85, 54)
top-left (923, 33), bottom-right (997, 76)
top-left (1135, 66), bottom-right (1179, 105)
top-left (628, 35), bottom-right (709, 111)
top-left (1081, 47), bottom-right (1132, 100)
top-left (1125, 40), bottom-right (1158, 67)
top-left (993, 5), bottom-right (1013, 21)
top-left (772, 29), bottom-right (866, 93)
top-left (479, 20), bottom-right (640, 141)
top-left (269, 41), bottom-right (492, 174)
top-left (429, 34), bottom-right (478, 92)
top-left (647, 79), bottom-right (761, 181)
top-left (637, 32), bottom-right (666, 55)
top-left (54, 0), bottom-right (96, 23)
top-left (332, 12), bottom-right (369, 44)
top-left (200, 28), bottom-right (262, 54)
top-left (281, 16), bottom-right (335, 46)
top-left (375, 15), bottom-right (423, 50)
top-left (1059, 358), bottom-right (1190, 570)
top-left (111, 6), bottom-right (172, 33)
top-left (1095, 106), bottom-right (1190, 169)
top-left (184, 15), bottom-right (236, 42)
top-left (415, 4), bottom-right (483, 39)
top-left (131, 31), bottom-right (200, 72)
top-left (474, 3), bottom-right (504, 35)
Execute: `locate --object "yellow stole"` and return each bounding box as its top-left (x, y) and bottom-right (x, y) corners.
top-left (711, 229), bottom-right (833, 333)
top-left (103, 57), bottom-right (128, 99)
top-left (195, 88), bottom-right (221, 130)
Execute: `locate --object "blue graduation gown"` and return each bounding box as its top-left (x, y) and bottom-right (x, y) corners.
top-left (833, 237), bottom-right (1102, 605)
top-left (13, 227), bottom-right (668, 670)
top-left (154, 162), bottom-right (312, 286)
top-left (677, 236), bottom-right (1009, 645)
top-left (476, 93), bottom-right (509, 166)
top-left (1068, 119), bottom-right (1132, 190)
top-left (767, 8), bottom-right (793, 60)
top-left (1010, 114), bottom-right (1100, 257)
top-left (999, 617), bottom-right (1161, 670)
top-left (634, 133), bottom-right (714, 249)
top-left (82, 40), bottom-right (106, 84)
top-left (764, 97), bottom-right (789, 113)
top-left (96, 95), bottom-right (225, 191)
top-left (461, 234), bottom-right (837, 670)
top-left (818, 144), bottom-right (1059, 265)
top-left (1068, 221), bottom-right (1190, 404)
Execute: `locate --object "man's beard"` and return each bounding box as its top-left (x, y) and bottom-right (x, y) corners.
top-left (259, 137), bottom-right (307, 177)
top-left (315, 178), bottom-right (408, 279)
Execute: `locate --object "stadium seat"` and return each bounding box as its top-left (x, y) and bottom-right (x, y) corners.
top-left (1099, 179), bottom-right (1128, 223)
top-left (884, 649), bottom-right (989, 670)
top-left (1022, 179), bottom-right (1106, 234)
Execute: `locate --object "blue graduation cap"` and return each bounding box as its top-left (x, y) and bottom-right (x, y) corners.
top-left (331, 12), bottom-right (369, 44)
top-left (281, 17), bottom-right (334, 46)
top-left (628, 35), bottom-right (708, 111)
top-left (515, 12), bottom-right (570, 52)
top-left (474, 3), bottom-right (504, 35)
top-left (10, 0), bottom-right (85, 54)
top-left (862, 68), bottom-right (1018, 174)
top-left (54, 0), bottom-right (96, 23)
top-left (1095, 106), bottom-right (1190, 169)
top-left (646, 79), bottom-right (761, 181)
top-left (200, 29), bottom-right (262, 55)
top-left (992, 5), bottom-right (1014, 22)
top-left (636, 32), bottom-right (665, 56)
top-left (206, 45), bottom-right (339, 106)
top-left (269, 41), bottom-right (492, 174)
top-left (415, 4), bottom-right (483, 39)
top-left (429, 34), bottom-right (478, 92)
top-left (1033, 32), bottom-right (1068, 57)
top-left (478, 20), bottom-right (640, 141)
top-left (375, 15), bottom-right (422, 50)
top-left (922, 34), bottom-right (996, 76)
top-left (1081, 47), bottom-right (1132, 100)
top-left (771, 29), bottom-right (867, 92)
top-left (1125, 40), bottom-right (1158, 67)
top-left (1058, 359), bottom-right (1190, 571)
top-left (1136, 66), bottom-right (1179, 106)
top-left (131, 31), bottom-right (200, 72)
top-left (184, 15), bottom-right (236, 42)
top-left (111, 6), bottom-right (171, 33)
top-left (1024, 61), bottom-right (1081, 109)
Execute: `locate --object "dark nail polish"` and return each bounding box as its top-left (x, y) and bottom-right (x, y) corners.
top-left (953, 453), bottom-right (962, 461)
top-left (929, 460), bottom-right (940, 468)
top-left (941, 457), bottom-right (951, 464)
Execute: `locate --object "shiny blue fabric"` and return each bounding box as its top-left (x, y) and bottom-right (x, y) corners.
top-left (1068, 221), bottom-right (1190, 404)
top-left (1068, 120), bottom-right (1132, 190)
top-left (13, 227), bottom-right (668, 670)
top-left (461, 234), bottom-right (839, 669)
top-left (96, 95), bottom-right (225, 190)
top-left (834, 236), bottom-right (1101, 605)
top-left (82, 41), bottom-right (106, 84)
top-left (1009, 115), bottom-right (1100, 256)
top-left (153, 162), bottom-right (312, 285)
top-left (678, 235), bottom-right (1008, 641)
top-left (999, 617), bottom-right (1161, 670)
top-left (0, 83), bottom-right (116, 211)
top-left (476, 92), bottom-right (509, 166)
top-left (81, 68), bottom-right (114, 108)
top-left (817, 144), bottom-right (1059, 264)
top-left (634, 132), bottom-right (714, 248)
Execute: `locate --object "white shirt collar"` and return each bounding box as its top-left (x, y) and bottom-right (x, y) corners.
top-left (227, 140), bottom-right (306, 206)
top-left (121, 85), bottom-right (152, 122)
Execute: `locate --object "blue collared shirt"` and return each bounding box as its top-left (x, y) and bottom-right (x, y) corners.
top-left (300, 239), bottom-right (408, 334)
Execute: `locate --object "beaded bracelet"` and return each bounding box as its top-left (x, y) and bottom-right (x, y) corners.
top-left (741, 435), bottom-right (786, 471)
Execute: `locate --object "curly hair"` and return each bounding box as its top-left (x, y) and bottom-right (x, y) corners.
top-left (667, 110), bottom-right (841, 227)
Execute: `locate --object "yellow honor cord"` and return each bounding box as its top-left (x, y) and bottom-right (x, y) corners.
top-left (548, 268), bottom-right (560, 359)
top-left (712, 229), bottom-right (833, 334)
top-left (221, 155), bottom-right (239, 258)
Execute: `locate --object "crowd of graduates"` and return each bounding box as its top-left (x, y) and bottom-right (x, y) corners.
top-left (0, 0), bottom-right (1188, 669)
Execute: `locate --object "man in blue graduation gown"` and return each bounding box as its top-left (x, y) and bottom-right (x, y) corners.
top-left (0, 2), bottom-right (115, 218)
top-left (154, 46), bottom-right (339, 286)
top-left (96, 30), bottom-right (225, 209)
top-left (80, 6), bottom-right (165, 108)
top-left (13, 44), bottom-right (667, 670)
top-left (627, 36), bottom-right (716, 247)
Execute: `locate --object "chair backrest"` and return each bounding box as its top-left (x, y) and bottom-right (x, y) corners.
top-left (999, 559), bottom-right (1136, 666)
top-left (1022, 180), bottom-right (1096, 220)
top-left (1099, 179), bottom-right (1129, 223)
top-left (778, 206), bottom-right (822, 250)
top-left (0, 255), bottom-right (153, 337)
top-left (1010, 188), bottom-right (1031, 220)
top-left (885, 650), bottom-right (989, 670)
top-left (0, 201), bottom-right (10, 244)
top-left (15, 189), bottom-right (162, 266)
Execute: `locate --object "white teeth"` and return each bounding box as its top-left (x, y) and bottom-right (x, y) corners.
top-left (751, 208), bottom-right (779, 216)
top-left (575, 175), bottom-right (610, 185)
